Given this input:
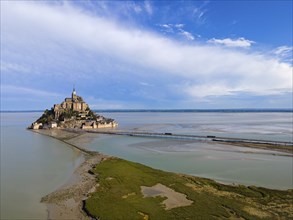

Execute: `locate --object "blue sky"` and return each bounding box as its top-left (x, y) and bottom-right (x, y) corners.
top-left (1, 0), bottom-right (292, 110)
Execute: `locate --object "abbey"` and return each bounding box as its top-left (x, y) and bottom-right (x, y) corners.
top-left (30, 88), bottom-right (118, 130)
top-left (53, 88), bottom-right (89, 119)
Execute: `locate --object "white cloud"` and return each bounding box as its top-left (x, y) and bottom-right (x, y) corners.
top-left (158, 23), bottom-right (194, 40)
top-left (0, 61), bottom-right (30, 73)
top-left (273, 46), bottom-right (292, 57)
top-left (87, 97), bottom-right (144, 109)
top-left (193, 8), bottom-right (204, 19)
top-left (161, 24), bottom-right (171, 28)
top-left (184, 84), bottom-right (234, 98)
top-left (132, 5), bottom-right (142, 14)
top-left (1, 1), bottom-right (292, 100)
top-left (208, 37), bottom-right (255, 48)
top-left (144, 1), bottom-right (152, 15)
top-left (174, 24), bottom-right (184, 28)
top-left (158, 24), bottom-right (174, 33)
top-left (271, 46), bottom-right (292, 64)
top-left (179, 31), bottom-right (195, 41)
top-left (139, 82), bottom-right (153, 87)
top-left (1, 85), bottom-right (63, 98)
top-left (192, 6), bottom-right (207, 24)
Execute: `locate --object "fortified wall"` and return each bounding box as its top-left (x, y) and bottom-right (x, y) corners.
top-left (30, 88), bottom-right (118, 130)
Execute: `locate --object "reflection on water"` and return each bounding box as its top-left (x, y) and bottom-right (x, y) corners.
top-left (0, 113), bottom-right (84, 219)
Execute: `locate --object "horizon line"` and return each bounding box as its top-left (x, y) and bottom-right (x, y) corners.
top-left (1, 108), bottom-right (293, 113)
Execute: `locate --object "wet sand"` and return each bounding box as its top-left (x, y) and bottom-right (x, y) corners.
top-left (141, 183), bottom-right (193, 210)
top-left (34, 129), bottom-right (109, 219)
top-left (41, 154), bottom-right (107, 220)
top-left (33, 128), bottom-right (292, 219)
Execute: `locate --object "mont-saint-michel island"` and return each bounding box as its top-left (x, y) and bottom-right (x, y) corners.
top-left (29, 88), bottom-right (118, 130)
top-left (2, 1), bottom-right (293, 220)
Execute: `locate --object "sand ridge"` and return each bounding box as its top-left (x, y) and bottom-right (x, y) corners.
top-left (41, 154), bottom-right (107, 220)
top-left (141, 183), bottom-right (193, 210)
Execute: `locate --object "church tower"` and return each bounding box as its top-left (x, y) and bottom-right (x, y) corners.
top-left (72, 86), bottom-right (77, 100)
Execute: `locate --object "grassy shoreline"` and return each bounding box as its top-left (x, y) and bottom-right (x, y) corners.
top-left (34, 129), bottom-right (293, 219)
top-left (85, 157), bottom-right (293, 219)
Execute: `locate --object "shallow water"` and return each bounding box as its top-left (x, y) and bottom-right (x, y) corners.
top-left (0, 113), bottom-right (84, 219)
top-left (0, 111), bottom-right (292, 219)
top-left (100, 112), bottom-right (293, 142)
top-left (83, 134), bottom-right (292, 189)
top-left (84, 112), bottom-right (293, 189)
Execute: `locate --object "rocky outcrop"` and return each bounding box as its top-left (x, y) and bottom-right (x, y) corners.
top-left (29, 89), bottom-right (118, 130)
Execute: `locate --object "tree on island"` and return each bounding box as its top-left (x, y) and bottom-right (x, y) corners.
top-left (36, 109), bottom-right (54, 124)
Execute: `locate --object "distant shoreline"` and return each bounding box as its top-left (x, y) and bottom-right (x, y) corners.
top-left (2, 108), bottom-right (293, 113)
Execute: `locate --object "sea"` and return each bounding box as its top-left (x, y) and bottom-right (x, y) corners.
top-left (1, 110), bottom-right (292, 219)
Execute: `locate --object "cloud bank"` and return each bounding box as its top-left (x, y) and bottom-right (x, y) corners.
top-left (1, 1), bottom-right (292, 109)
top-left (207, 37), bottom-right (255, 48)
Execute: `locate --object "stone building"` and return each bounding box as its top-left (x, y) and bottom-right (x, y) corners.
top-left (30, 88), bottom-right (118, 130)
top-left (32, 122), bottom-right (43, 130)
top-left (54, 88), bottom-right (89, 119)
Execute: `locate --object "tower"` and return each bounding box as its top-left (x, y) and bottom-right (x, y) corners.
top-left (72, 85), bottom-right (77, 100)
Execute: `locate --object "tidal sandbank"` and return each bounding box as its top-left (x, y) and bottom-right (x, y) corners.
top-left (34, 129), bottom-right (109, 219)
top-left (34, 129), bottom-right (293, 219)
top-left (41, 153), bottom-right (108, 220)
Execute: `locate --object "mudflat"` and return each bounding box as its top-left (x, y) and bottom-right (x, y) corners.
top-left (35, 129), bottom-right (293, 219)
top-left (41, 153), bottom-right (108, 220)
